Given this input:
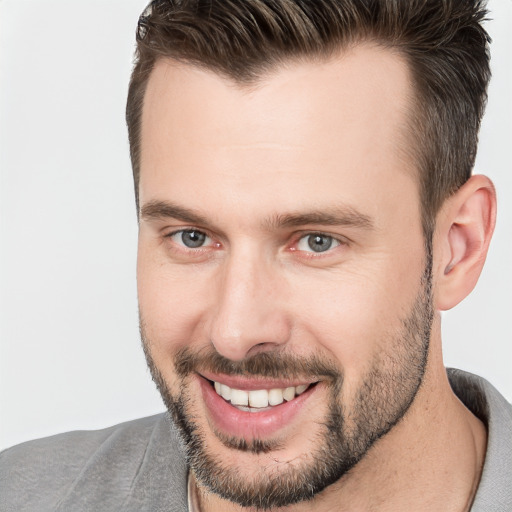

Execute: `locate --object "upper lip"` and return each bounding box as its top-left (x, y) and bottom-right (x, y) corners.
top-left (199, 371), bottom-right (318, 391)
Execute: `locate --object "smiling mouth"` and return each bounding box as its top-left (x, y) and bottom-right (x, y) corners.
top-left (210, 380), bottom-right (317, 412)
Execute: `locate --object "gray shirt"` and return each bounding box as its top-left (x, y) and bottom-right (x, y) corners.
top-left (1, 369), bottom-right (511, 511)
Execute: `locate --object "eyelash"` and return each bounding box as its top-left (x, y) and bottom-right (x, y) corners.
top-left (165, 228), bottom-right (219, 254)
top-left (289, 231), bottom-right (347, 259)
top-left (164, 229), bottom-right (347, 258)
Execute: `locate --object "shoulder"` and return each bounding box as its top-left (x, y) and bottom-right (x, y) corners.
top-left (0, 414), bottom-right (189, 512)
top-left (447, 369), bottom-right (512, 511)
top-left (447, 368), bottom-right (512, 427)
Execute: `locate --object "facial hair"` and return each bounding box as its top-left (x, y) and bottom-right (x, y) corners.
top-left (140, 251), bottom-right (433, 509)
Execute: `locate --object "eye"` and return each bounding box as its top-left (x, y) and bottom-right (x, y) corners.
top-left (169, 229), bottom-right (212, 249)
top-left (296, 233), bottom-right (340, 253)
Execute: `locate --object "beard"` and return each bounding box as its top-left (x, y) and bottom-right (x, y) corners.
top-left (140, 250), bottom-right (433, 510)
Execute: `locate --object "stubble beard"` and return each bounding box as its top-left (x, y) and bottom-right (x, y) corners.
top-left (140, 252), bottom-right (433, 510)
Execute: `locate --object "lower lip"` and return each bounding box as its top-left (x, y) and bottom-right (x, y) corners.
top-left (198, 376), bottom-right (318, 440)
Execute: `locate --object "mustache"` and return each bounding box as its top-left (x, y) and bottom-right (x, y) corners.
top-left (173, 346), bottom-right (342, 382)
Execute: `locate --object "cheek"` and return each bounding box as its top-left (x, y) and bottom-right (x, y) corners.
top-left (292, 279), bottom-right (385, 366)
top-left (137, 243), bottom-right (211, 356)
top-left (288, 255), bottom-right (424, 377)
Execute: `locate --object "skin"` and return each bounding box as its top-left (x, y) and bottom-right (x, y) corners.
top-left (137, 45), bottom-right (495, 511)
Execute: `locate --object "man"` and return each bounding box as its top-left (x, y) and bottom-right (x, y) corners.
top-left (1, 0), bottom-right (511, 511)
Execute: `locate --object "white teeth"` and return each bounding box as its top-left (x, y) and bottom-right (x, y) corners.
top-left (213, 381), bottom-right (311, 409)
top-left (283, 386), bottom-right (296, 402)
top-left (268, 388), bottom-right (284, 406)
top-left (249, 389), bottom-right (269, 408)
top-left (230, 389), bottom-right (249, 406)
top-left (234, 405), bottom-right (273, 413)
top-left (295, 384), bottom-right (308, 395)
top-left (220, 384), bottom-right (232, 401)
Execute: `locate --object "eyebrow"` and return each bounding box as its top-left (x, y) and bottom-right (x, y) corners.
top-left (140, 201), bottom-right (209, 225)
top-left (140, 200), bottom-right (374, 231)
top-left (265, 209), bottom-right (374, 230)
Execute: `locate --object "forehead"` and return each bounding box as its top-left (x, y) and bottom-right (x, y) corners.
top-left (139, 45), bottom-right (417, 226)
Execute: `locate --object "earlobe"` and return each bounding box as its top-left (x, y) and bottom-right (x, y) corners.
top-left (435, 175), bottom-right (496, 311)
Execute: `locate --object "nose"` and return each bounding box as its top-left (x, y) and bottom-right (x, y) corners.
top-left (208, 249), bottom-right (291, 361)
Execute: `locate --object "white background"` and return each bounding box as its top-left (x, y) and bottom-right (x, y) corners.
top-left (0, 0), bottom-right (510, 451)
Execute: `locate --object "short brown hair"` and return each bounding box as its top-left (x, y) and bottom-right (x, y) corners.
top-left (126, 0), bottom-right (491, 235)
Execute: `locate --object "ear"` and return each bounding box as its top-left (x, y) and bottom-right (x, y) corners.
top-left (435, 175), bottom-right (496, 311)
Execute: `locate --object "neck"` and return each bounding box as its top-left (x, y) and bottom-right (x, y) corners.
top-left (193, 326), bottom-right (487, 512)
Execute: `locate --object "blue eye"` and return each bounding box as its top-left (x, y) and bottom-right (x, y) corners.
top-left (297, 234), bottom-right (340, 253)
top-left (170, 230), bottom-right (211, 248)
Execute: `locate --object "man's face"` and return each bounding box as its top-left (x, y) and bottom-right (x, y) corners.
top-left (137, 46), bottom-right (433, 508)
